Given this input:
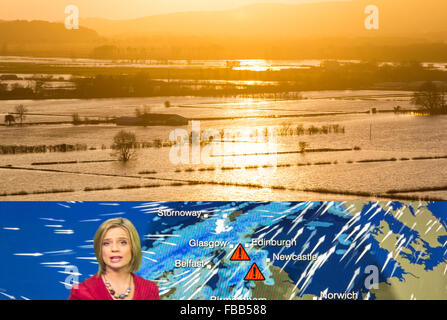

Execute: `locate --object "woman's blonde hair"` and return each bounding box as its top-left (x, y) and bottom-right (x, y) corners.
top-left (93, 217), bottom-right (142, 275)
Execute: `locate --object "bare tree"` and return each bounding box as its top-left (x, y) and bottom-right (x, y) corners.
top-left (34, 80), bottom-right (44, 95)
top-left (14, 104), bottom-right (28, 126)
top-left (411, 81), bottom-right (446, 114)
top-left (299, 141), bottom-right (309, 153)
top-left (135, 105), bottom-right (151, 118)
top-left (72, 113), bottom-right (81, 125)
top-left (111, 130), bottom-right (137, 162)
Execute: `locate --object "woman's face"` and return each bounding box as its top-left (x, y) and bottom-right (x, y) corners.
top-left (101, 227), bottom-right (132, 272)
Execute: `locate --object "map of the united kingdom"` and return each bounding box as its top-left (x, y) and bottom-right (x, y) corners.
top-left (1, 201), bottom-right (446, 300)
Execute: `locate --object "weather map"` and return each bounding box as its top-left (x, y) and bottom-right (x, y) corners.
top-left (1, 201), bottom-right (446, 300)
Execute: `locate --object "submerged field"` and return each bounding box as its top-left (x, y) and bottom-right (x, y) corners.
top-left (1, 90), bottom-right (446, 200)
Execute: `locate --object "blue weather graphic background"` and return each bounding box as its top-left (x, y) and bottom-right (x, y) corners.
top-left (1, 201), bottom-right (446, 300)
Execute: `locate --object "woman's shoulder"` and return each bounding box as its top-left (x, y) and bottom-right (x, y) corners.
top-left (132, 273), bottom-right (160, 300)
top-left (81, 274), bottom-right (102, 285)
top-left (132, 273), bottom-right (159, 290)
top-left (68, 274), bottom-right (103, 300)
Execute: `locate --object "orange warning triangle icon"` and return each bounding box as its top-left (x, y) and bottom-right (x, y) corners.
top-left (230, 244), bottom-right (250, 261)
top-left (244, 263), bottom-right (265, 281)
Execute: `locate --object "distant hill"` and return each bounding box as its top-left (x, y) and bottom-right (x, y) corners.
top-left (1, 1), bottom-right (446, 60)
top-left (0, 20), bottom-right (99, 43)
top-left (80, 0), bottom-right (447, 40)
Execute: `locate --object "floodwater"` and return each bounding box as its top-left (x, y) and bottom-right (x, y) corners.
top-left (1, 91), bottom-right (446, 200)
top-left (1, 56), bottom-right (447, 71)
top-left (0, 57), bottom-right (354, 70)
top-left (0, 90), bottom-right (412, 122)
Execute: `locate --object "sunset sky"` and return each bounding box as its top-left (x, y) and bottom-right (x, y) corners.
top-left (0, 0), bottom-right (345, 21)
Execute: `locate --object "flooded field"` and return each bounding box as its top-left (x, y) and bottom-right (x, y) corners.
top-left (0, 90), bottom-right (412, 123)
top-left (0, 57), bottom-right (358, 70)
top-left (1, 56), bottom-right (446, 71)
top-left (1, 90), bottom-right (446, 201)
